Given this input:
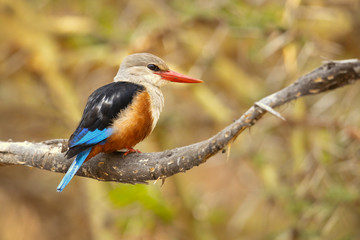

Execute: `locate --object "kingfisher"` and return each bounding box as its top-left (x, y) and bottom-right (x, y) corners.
top-left (57, 53), bottom-right (203, 192)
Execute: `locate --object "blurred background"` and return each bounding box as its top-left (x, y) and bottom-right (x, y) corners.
top-left (1, 0), bottom-right (360, 239)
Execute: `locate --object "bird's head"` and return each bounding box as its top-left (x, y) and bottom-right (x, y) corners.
top-left (114, 53), bottom-right (203, 87)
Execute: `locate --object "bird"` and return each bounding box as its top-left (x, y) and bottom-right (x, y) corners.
top-left (57, 53), bottom-right (203, 192)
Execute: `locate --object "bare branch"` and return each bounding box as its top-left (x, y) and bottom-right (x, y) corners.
top-left (1, 59), bottom-right (359, 183)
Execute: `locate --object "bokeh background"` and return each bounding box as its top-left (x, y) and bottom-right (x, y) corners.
top-left (1, 0), bottom-right (360, 239)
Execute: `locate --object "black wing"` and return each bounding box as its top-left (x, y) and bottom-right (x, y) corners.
top-left (66, 81), bottom-right (145, 158)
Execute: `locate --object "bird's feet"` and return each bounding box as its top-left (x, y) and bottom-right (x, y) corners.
top-left (123, 147), bottom-right (142, 156)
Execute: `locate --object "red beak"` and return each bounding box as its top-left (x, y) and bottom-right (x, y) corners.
top-left (156, 70), bottom-right (203, 83)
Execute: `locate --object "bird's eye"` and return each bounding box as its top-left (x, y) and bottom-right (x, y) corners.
top-left (147, 64), bottom-right (160, 71)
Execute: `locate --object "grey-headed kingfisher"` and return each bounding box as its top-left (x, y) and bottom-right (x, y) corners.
top-left (57, 53), bottom-right (203, 192)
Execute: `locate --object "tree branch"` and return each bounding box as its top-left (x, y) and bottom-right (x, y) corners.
top-left (1, 59), bottom-right (360, 184)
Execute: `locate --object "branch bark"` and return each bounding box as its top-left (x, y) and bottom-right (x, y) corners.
top-left (1, 59), bottom-right (360, 184)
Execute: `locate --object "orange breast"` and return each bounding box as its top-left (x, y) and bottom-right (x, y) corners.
top-left (85, 90), bottom-right (153, 161)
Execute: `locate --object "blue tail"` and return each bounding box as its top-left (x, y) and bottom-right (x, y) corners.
top-left (57, 148), bottom-right (92, 192)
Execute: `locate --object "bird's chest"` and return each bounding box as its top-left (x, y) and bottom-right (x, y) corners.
top-left (147, 85), bottom-right (164, 130)
top-left (104, 91), bottom-right (154, 150)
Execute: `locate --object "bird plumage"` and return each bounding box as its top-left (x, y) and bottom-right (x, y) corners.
top-left (66, 82), bottom-right (146, 159)
top-left (57, 53), bottom-right (202, 192)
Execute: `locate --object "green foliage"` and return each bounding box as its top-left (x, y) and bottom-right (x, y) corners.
top-left (109, 184), bottom-right (174, 223)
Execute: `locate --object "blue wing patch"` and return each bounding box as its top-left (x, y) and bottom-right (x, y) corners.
top-left (69, 128), bottom-right (114, 147)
